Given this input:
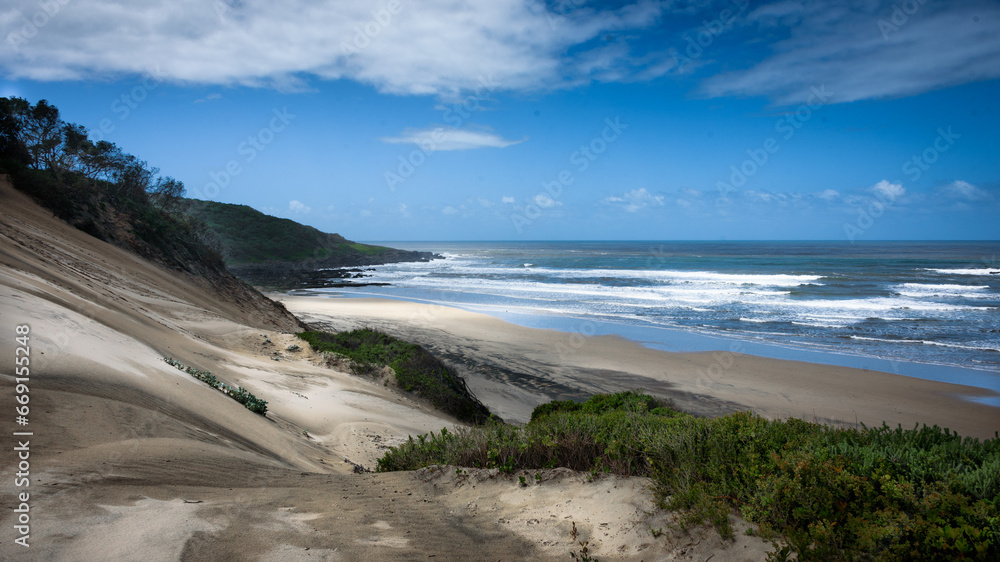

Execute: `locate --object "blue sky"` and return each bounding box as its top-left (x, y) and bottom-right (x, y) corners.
top-left (2, 0), bottom-right (998, 241)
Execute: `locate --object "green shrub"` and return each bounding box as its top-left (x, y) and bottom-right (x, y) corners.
top-left (530, 400), bottom-right (580, 421)
top-left (297, 329), bottom-right (493, 424)
top-left (579, 390), bottom-right (661, 415)
top-left (377, 391), bottom-right (1000, 560)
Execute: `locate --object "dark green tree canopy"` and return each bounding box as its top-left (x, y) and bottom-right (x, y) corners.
top-left (0, 96), bottom-right (185, 211)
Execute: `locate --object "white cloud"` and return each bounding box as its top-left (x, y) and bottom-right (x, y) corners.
top-left (381, 127), bottom-right (524, 151)
top-left (0, 0), bottom-right (670, 96)
top-left (441, 205), bottom-right (459, 215)
top-left (701, 1), bottom-right (1000, 105)
top-left (533, 194), bottom-right (562, 208)
top-left (816, 189), bottom-right (840, 201)
top-left (476, 198), bottom-right (494, 208)
top-left (502, 196), bottom-right (516, 204)
top-left (942, 180), bottom-right (989, 201)
top-left (602, 188), bottom-right (664, 212)
top-left (289, 199), bottom-right (310, 213)
top-left (870, 180), bottom-right (905, 201)
top-left (745, 190), bottom-right (777, 203)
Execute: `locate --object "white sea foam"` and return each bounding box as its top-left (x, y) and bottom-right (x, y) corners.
top-left (408, 276), bottom-right (794, 306)
top-left (849, 336), bottom-right (1000, 353)
top-left (792, 320), bottom-right (852, 329)
top-left (771, 297), bottom-right (978, 314)
top-left (850, 336), bottom-right (915, 343)
top-left (924, 268), bottom-right (1000, 276)
top-left (894, 283), bottom-right (993, 299)
top-left (373, 262), bottom-right (991, 319)
top-left (538, 268), bottom-right (822, 286)
top-left (396, 264), bottom-right (822, 286)
top-left (919, 340), bottom-right (1000, 352)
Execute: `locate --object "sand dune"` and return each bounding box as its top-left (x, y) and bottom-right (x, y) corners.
top-left (0, 178), bottom-right (774, 559)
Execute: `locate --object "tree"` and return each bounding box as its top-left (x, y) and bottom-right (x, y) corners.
top-left (0, 97), bottom-right (67, 176)
top-left (148, 176), bottom-right (185, 211)
top-left (0, 97), bottom-right (32, 167)
top-left (62, 124), bottom-right (119, 182)
top-left (108, 152), bottom-right (155, 206)
top-left (23, 99), bottom-right (64, 173)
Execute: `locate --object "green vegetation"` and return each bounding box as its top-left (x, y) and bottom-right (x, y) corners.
top-left (377, 391), bottom-right (1000, 560)
top-left (0, 98), bottom-right (224, 274)
top-left (184, 199), bottom-right (389, 264)
top-left (164, 358), bottom-right (268, 415)
top-left (296, 329), bottom-right (494, 424)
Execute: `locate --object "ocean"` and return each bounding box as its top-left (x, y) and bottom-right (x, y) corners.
top-left (310, 241), bottom-right (1000, 402)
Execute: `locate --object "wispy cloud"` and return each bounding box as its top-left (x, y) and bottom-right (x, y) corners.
top-left (700, 1), bottom-right (1000, 105)
top-left (381, 127), bottom-right (525, 151)
top-left (533, 194), bottom-right (562, 208)
top-left (0, 0), bottom-right (670, 96)
top-left (941, 180), bottom-right (990, 201)
top-left (289, 199), bottom-right (310, 213)
top-left (602, 187), bottom-right (665, 212)
top-left (193, 93), bottom-right (222, 104)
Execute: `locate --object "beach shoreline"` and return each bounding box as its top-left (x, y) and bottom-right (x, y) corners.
top-left (278, 294), bottom-right (1000, 440)
top-left (292, 285), bottom-right (1000, 402)
top-left (312, 240), bottom-right (1000, 381)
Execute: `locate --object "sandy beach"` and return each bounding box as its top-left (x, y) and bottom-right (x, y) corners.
top-left (1, 178), bottom-right (776, 559)
top-left (280, 295), bottom-right (1000, 439)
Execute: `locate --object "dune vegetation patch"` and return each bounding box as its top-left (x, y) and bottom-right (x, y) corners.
top-left (164, 358), bottom-right (268, 415)
top-left (296, 329), bottom-right (494, 425)
top-left (377, 390), bottom-right (1000, 560)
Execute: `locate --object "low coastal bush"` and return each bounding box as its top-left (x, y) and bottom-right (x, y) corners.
top-left (296, 329), bottom-right (494, 424)
top-left (164, 358), bottom-right (268, 415)
top-left (377, 391), bottom-right (1000, 560)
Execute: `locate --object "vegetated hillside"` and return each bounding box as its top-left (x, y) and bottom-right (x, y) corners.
top-left (184, 199), bottom-right (440, 289)
top-left (0, 97), bottom-right (304, 331)
top-left (184, 199), bottom-right (390, 264)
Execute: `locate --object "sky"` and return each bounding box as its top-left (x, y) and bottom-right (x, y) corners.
top-left (1, 0), bottom-right (999, 241)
